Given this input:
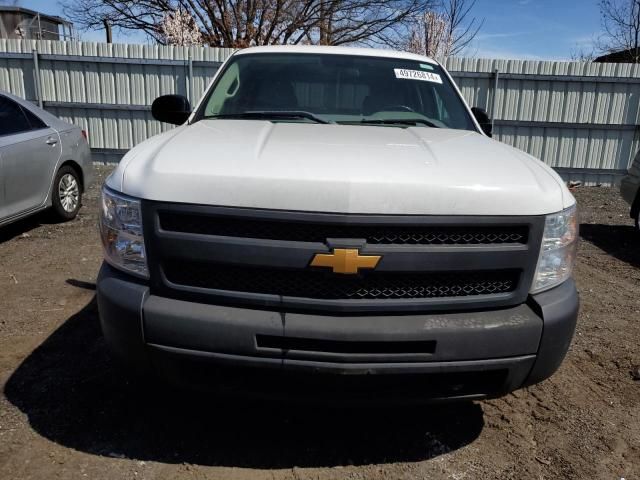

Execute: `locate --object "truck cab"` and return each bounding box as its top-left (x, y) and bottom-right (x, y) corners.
top-left (97, 46), bottom-right (579, 402)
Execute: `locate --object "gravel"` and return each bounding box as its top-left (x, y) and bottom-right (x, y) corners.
top-left (0, 168), bottom-right (638, 479)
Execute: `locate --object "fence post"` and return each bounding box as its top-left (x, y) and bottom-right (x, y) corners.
top-left (32, 48), bottom-right (43, 108)
top-left (491, 68), bottom-right (499, 133)
top-left (188, 53), bottom-right (194, 105)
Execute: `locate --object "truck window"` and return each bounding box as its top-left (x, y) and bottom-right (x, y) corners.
top-left (197, 53), bottom-right (476, 131)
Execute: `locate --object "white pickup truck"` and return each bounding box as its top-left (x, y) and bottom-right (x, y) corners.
top-left (621, 151), bottom-right (640, 230)
top-left (97, 46), bottom-right (579, 403)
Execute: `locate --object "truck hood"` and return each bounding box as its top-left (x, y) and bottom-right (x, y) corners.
top-left (109, 120), bottom-right (573, 215)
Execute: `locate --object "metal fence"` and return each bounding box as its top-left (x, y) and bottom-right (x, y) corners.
top-left (0, 39), bottom-right (231, 163)
top-left (0, 39), bottom-right (638, 185)
top-left (444, 57), bottom-right (640, 186)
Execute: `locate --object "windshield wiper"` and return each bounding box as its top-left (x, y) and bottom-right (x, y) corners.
top-left (356, 118), bottom-right (439, 128)
top-left (204, 111), bottom-right (332, 124)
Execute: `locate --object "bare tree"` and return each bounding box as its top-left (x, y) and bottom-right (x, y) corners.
top-left (570, 46), bottom-right (597, 62)
top-left (61, 0), bottom-right (433, 48)
top-left (442, 0), bottom-right (483, 55)
top-left (598, 0), bottom-right (640, 62)
top-left (314, 0), bottom-right (436, 46)
top-left (405, 0), bottom-right (483, 58)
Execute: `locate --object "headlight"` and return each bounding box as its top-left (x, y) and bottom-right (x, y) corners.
top-left (531, 204), bottom-right (578, 293)
top-left (99, 186), bottom-right (148, 278)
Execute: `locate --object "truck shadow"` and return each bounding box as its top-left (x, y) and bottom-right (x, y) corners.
top-left (3, 297), bottom-right (484, 468)
top-left (580, 223), bottom-right (640, 269)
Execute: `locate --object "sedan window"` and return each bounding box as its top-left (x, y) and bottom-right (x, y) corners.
top-left (0, 96), bottom-right (33, 136)
top-left (21, 106), bottom-right (47, 130)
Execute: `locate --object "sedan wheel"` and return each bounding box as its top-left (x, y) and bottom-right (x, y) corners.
top-left (51, 165), bottom-right (82, 221)
top-left (58, 173), bottom-right (80, 213)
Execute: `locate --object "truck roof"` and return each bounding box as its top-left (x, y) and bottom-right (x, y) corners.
top-left (234, 45), bottom-right (439, 65)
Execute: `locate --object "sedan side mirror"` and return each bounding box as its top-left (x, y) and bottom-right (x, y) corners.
top-left (471, 107), bottom-right (492, 137)
top-left (152, 94), bottom-right (191, 125)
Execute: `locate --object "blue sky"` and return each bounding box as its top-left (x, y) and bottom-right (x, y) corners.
top-left (12, 0), bottom-right (603, 60)
top-left (470, 0), bottom-right (602, 60)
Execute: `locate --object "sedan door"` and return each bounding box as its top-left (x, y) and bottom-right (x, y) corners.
top-left (0, 95), bottom-right (61, 220)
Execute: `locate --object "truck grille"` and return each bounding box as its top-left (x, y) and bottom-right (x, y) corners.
top-left (164, 261), bottom-right (519, 300)
top-left (144, 203), bottom-right (543, 313)
top-left (159, 212), bottom-right (528, 245)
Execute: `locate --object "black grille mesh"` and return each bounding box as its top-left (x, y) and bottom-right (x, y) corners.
top-left (164, 262), bottom-right (519, 300)
top-left (159, 212), bottom-right (528, 245)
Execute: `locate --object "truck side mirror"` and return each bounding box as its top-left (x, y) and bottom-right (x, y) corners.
top-left (152, 95), bottom-right (191, 125)
top-left (471, 107), bottom-right (492, 137)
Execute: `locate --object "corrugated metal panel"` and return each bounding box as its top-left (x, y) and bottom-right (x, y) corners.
top-left (445, 56), bottom-right (640, 184)
top-left (0, 40), bottom-right (638, 186)
top-left (0, 40), bottom-right (230, 151)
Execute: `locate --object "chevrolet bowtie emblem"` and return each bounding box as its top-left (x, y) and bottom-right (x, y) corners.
top-left (310, 248), bottom-right (381, 274)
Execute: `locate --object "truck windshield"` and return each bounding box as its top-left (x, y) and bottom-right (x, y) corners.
top-left (195, 53), bottom-right (477, 131)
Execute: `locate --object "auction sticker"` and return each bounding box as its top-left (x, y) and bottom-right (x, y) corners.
top-left (394, 68), bottom-right (442, 84)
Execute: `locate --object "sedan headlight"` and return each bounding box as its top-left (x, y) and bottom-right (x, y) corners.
top-left (531, 204), bottom-right (578, 293)
top-left (99, 186), bottom-right (148, 278)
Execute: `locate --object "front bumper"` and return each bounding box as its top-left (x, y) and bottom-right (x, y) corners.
top-left (97, 263), bottom-right (578, 402)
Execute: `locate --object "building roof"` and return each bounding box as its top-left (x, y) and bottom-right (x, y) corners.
top-left (0, 6), bottom-right (72, 26)
top-left (594, 48), bottom-right (640, 63)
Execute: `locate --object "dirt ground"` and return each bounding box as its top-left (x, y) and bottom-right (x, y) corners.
top-left (0, 165), bottom-right (638, 480)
